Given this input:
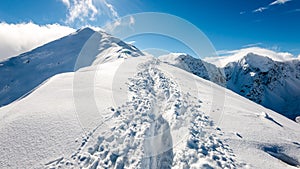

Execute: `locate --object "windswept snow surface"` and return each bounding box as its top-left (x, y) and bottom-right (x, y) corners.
top-left (0, 54), bottom-right (300, 169)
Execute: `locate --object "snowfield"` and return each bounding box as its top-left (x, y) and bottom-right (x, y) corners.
top-left (0, 29), bottom-right (300, 169)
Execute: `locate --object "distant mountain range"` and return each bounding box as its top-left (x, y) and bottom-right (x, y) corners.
top-left (160, 50), bottom-right (300, 121)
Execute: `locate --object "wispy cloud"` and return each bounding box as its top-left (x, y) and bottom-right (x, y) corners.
top-left (253, 7), bottom-right (268, 13)
top-left (269, 0), bottom-right (291, 6)
top-left (60, 0), bottom-right (120, 26)
top-left (101, 0), bottom-right (119, 19)
top-left (62, 0), bottom-right (98, 24)
top-left (242, 43), bottom-right (263, 48)
top-left (209, 47), bottom-right (296, 67)
top-left (253, 0), bottom-right (291, 13)
top-left (103, 15), bottom-right (135, 33)
top-left (0, 22), bottom-right (75, 60)
top-left (215, 50), bottom-right (234, 56)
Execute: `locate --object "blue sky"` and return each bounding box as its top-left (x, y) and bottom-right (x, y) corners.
top-left (0, 0), bottom-right (299, 58)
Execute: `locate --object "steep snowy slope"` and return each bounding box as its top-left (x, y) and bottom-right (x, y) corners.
top-left (0, 55), bottom-right (299, 169)
top-left (0, 28), bottom-right (143, 107)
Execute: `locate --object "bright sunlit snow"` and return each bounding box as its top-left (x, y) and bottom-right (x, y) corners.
top-left (0, 29), bottom-right (299, 169)
top-left (1, 0), bottom-right (300, 168)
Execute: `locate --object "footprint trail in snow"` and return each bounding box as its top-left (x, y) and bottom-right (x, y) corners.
top-left (45, 59), bottom-right (246, 169)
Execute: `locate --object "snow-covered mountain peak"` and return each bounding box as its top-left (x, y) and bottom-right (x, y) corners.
top-left (204, 47), bottom-right (298, 67)
top-left (238, 52), bottom-right (274, 72)
top-left (0, 27), bottom-right (143, 107)
top-left (224, 52), bottom-right (300, 120)
top-left (75, 27), bottom-right (95, 34)
top-left (74, 28), bottom-right (144, 69)
top-left (65, 27), bottom-right (96, 38)
top-left (238, 47), bottom-right (295, 62)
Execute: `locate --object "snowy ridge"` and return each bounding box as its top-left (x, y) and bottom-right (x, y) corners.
top-left (159, 53), bottom-right (226, 86)
top-left (0, 27), bottom-right (143, 107)
top-left (75, 29), bottom-right (143, 69)
top-left (45, 59), bottom-right (244, 169)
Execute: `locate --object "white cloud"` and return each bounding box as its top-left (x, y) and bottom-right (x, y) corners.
top-left (61, 0), bottom-right (70, 8)
top-left (270, 0), bottom-right (291, 6)
top-left (253, 0), bottom-right (291, 13)
top-left (61, 0), bottom-right (120, 25)
top-left (101, 0), bottom-right (119, 19)
top-left (253, 7), bottom-right (268, 13)
top-left (207, 47), bottom-right (296, 67)
top-left (103, 15), bottom-right (135, 34)
top-left (0, 22), bottom-right (75, 61)
top-left (64, 0), bottom-right (98, 24)
top-left (242, 43), bottom-right (263, 48)
top-left (215, 50), bottom-right (232, 56)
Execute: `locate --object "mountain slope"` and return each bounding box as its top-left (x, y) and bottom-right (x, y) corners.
top-left (162, 51), bottom-right (300, 121)
top-left (224, 53), bottom-right (300, 120)
top-left (159, 53), bottom-right (226, 86)
top-left (0, 55), bottom-right (299, 169)
top-left (0, 28), bottom-right (143, 107)
top-left (0, 30), bottom-right (299, 169)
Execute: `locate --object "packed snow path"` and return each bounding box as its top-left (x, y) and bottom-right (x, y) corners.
top-left (45, 59), bottom-right (245, 169)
